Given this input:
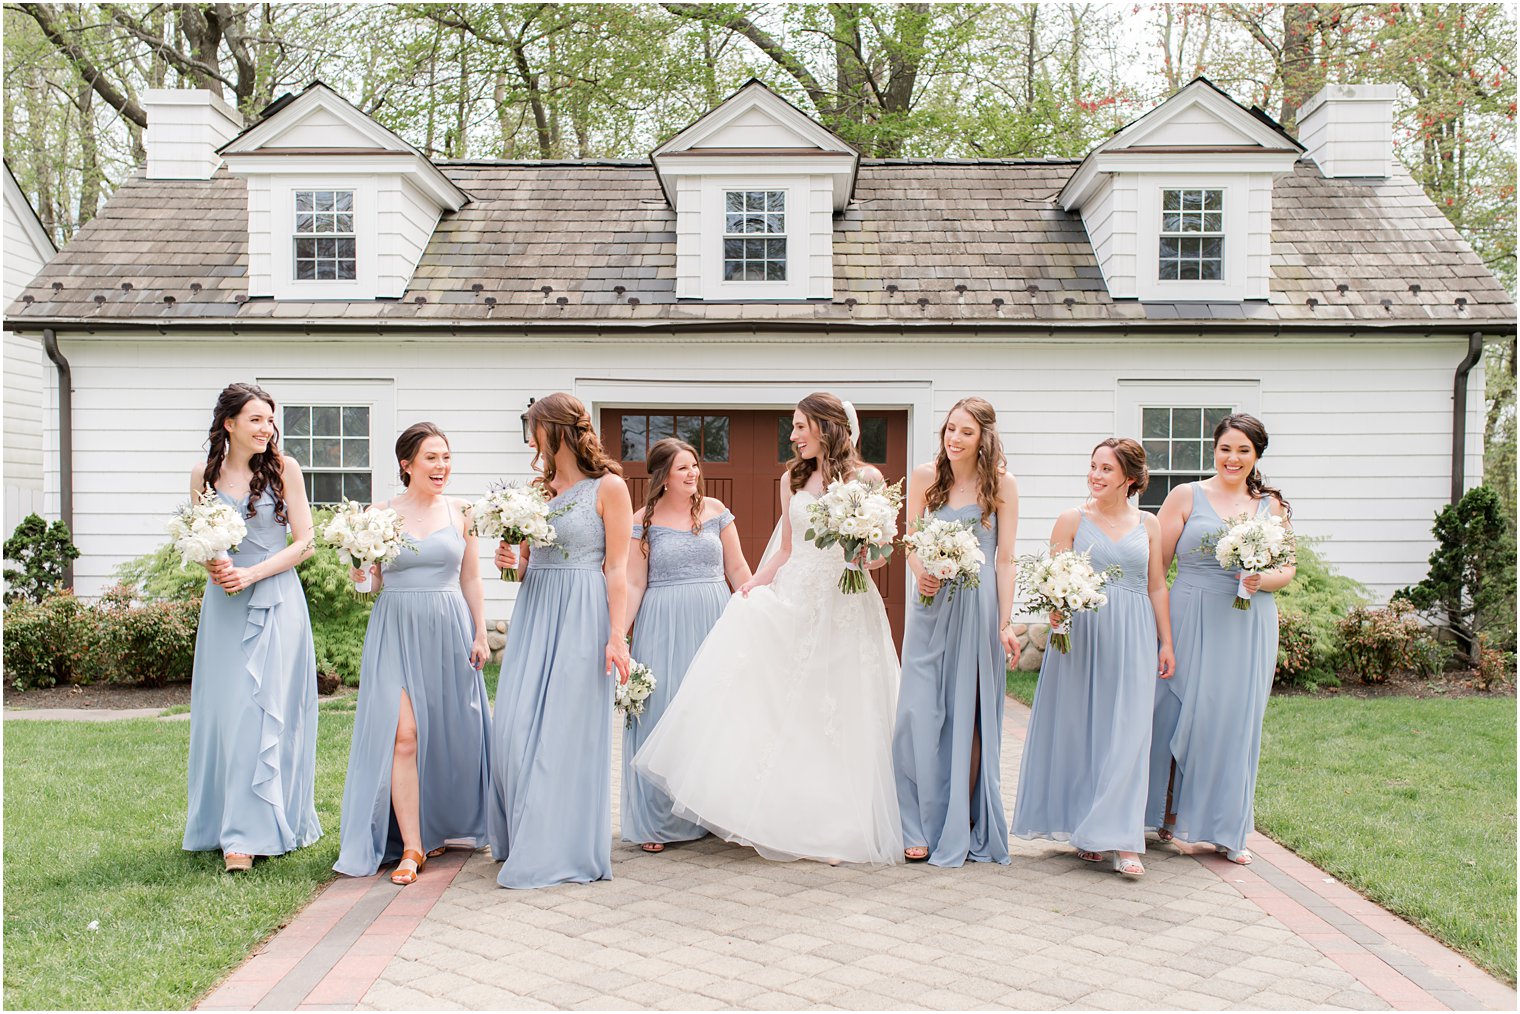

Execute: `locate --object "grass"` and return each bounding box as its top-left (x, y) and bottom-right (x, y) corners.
top-left (1256, 696), bottom-right (1516, 983)
top-left (3, 715), bottom-right (354, 1010)
top-left (1006, 668), bottom-right (1517, 983)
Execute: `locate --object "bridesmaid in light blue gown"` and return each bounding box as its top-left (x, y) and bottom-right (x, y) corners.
top-left (1012, 438), bottom-right (1175, 877)
top-left (489, 393), bottom-right (633, 889)
top-left (184, 383), bottom-right (321, 872)
top-left (1147, 414), bottom-right (1295, 866)
top-left (623, 438), bottom-right (752, 853)
top-left (894, 397), bottom-right (1021, 867)
top-left (334, 423), bottom-right (493, 884)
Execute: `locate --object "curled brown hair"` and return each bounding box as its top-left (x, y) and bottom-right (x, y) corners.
top-left (1092, 437), bottom-right (1149, 498)
top-left (924, 397), bottom-right (1006, 526)
top-left (204, 382), bottom-right (287, 524)
top-left (786, 392), bottom-right (862, 493)
top-left (639, 438), bottom-right (703, 557)
top-left (526, 392), bottom-right (622, 493)
top-left (1213, 413), bottom-right (1291, 517)
top-left (395, 422), bottom-right (448, 487)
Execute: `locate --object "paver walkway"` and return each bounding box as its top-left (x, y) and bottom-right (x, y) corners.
top-left (199, 699), bottom-right (1516, 1011)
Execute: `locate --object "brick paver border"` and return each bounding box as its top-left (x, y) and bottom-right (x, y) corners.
top-left (194, 698), bottom-right (1517, 1011)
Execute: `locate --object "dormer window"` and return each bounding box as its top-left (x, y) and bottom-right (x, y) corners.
top-left (1158, 189), bottom-right (1223, 281)
top-left (723, 191), bottom-right (787, 282)
top-left (294, 190), bottom-right (356, 281)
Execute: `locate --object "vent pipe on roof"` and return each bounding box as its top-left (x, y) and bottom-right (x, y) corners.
top-left (1296, 84), bottom-right (1397, 179)
top-left (143, 90), bottom-right (244, 180)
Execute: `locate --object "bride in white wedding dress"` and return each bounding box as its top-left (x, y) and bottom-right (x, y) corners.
top-left (633, 392), bottom-right (903, 866)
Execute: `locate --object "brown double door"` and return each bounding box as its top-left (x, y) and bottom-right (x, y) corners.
top-left (602, 407), bottom-right (908, 649)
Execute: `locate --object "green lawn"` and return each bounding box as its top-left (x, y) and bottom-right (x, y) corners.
top-left (3, 710), bottom-right (354, 1010)
top-left (1006, 669), bottom-right (1517, 983)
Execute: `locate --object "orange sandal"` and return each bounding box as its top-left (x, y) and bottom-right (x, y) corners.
top-left (391, 849), bottom-right (426, 885)
top-left (224, 852), bottom-right (253, 872)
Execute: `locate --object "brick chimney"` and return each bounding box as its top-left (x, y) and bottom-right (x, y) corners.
top-left (1297, 84), bottom-right (1399, 179)
top-left (143, 89), bottom-right (243, 180)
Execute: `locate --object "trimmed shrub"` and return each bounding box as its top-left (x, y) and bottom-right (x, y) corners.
top-left (1396, 485), bottom-right (1517, 659)
top-left (3, 514), bottom-right (80, 605)
top-left (3, 591), bottom-right (91, 689)
top-left (89, 584), bottom-right (200, 687)
top-left (1470, 635), bottom-right (1513, 692)
top-left (1276, 610), bottom-right (1337, 689)
top-left (1336, 599), bottom-right (1448, 685)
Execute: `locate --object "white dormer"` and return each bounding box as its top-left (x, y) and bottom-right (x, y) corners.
top-left (652, 80), bottom-right (857, 301)
top-left (1059, 78), bottom-right (1301, 303)
top-left (220, 83), bottom-right (468, 301)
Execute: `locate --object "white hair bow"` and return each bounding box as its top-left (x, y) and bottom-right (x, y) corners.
top-left (841, 400), bottom-right (861, 446)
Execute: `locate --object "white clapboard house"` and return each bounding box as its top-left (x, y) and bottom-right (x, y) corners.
top-left (5, 78), bottom-right (1513, 641)
top-left (4, 160), bottom-right (57, 534)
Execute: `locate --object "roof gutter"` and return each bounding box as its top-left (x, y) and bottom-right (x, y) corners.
top-left (41, 328), bottom-right (73, 585)
top-left (1451, 330), bottom-right (1485, 504)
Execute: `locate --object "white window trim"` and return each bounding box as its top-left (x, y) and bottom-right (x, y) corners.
top-left (1136, 174), bottom-right (1247, 302)
top-left (271, 177), bottom-right (378, 300)
top-left (1117, 379), bottom-right (1261, 447)
top-left (255, 377), bottom-right (396, 503)
top-left (700, 176), bottom-right (808, 299)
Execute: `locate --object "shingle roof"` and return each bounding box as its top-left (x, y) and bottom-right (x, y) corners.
top-left (7, 159), bottom-right (1512, 330)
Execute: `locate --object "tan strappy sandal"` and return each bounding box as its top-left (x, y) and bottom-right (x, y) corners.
top-left (223, 852), bottom-right (253, 872)
top-left (391, 848), bottom-right (426, 885)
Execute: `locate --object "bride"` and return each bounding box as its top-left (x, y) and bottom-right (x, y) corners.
top-left (633, 392), bottom-right (903, 866)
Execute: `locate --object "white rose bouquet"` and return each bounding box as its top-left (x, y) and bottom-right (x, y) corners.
top-left (322, 500), bottom-right (411, 589)
top-left (1199, 511), bottom-right (1296, 610)
top-left (1017, 549), bottom-right (1122, 653)
top-left (804, 478), bottom-right (904, 594)
top-left (903, 514), bottom-right (985, 606)
top-left (166, 486), bottom-right (248, 568)
top-left (613, 659), bottom-right (657, 728)
top-left (470, 481), bottom-right (571, 581)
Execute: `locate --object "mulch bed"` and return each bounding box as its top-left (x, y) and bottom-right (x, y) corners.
top-left (1278, 668), bottom-right (1515, 699)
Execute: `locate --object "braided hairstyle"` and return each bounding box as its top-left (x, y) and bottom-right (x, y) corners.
top-left (203, 383), bottom-right (287, 524)
top-left (526, 392), bottom-right (622, 495)
top-left (639, 438), bottom-right (703, 558)
top-left (785, 392), bottom-right (862, 494)
top-left (924, 396), bottom-right (1006, 527)
top-left (1213, 413), bottom-right (1291, 517)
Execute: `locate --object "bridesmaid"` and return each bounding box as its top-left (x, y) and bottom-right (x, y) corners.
top-left (1012, 438), bottom-right (1175, 876)
top-left (334, 423), bottom-right (493, 885)
top-left (1147, 414), bottom-right (1295, 865)
top-left (623, 438), bottom-right (752, 853)
top-left (488, 392), bottom-right (633, 888)
top-left (893, 396), bottom-right (1021, 867)
top-left (183, 383), bottom-right (322, 872)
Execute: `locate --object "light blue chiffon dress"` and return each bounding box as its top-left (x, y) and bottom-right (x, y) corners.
top-left (184, 489), bottom-right (322, 857)
top-left (1013, 512), bottom-right (1156, 854)
top-left (334, 520), bottom-right (492, 877)
top-left (1146, 485), bottom-right (1279, 853)
top-left (892, 505), bottom-right (1010, 867)
top-left (488, 477), bottom-right (613, 888)
top-left (623, 511), bottom-right (734, 845)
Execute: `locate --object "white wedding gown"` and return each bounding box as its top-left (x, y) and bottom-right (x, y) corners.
top-left (633, 488), bottom-right (904, 866)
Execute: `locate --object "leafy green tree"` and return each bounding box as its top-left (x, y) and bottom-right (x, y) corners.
top-left (1395, 485), bottom-right (1517, 658)
top-left (3, 514), bottom-right (80, 605)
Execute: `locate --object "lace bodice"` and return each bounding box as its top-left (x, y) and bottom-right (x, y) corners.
top-left (773, 490), bottom-right (856, 595)
top-left (633, 510), bottom-right (733, 586)
top-left (527, 477), bottom-right (605, 572)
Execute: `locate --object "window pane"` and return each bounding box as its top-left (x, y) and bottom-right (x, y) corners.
top-left (337, 260), bottom-right (357, 281)
top-left (343, 438), bottom-right (369, 468)
top-left (765, 213), bottom-right (784, 233)
top-left (344, 472), bottom-right (371, 503)
top-left (723, 239), bottom-right (743, 259)
top-left (778, 416), bottom-right (793, 462)
top-left (312, 406), bottom-right (340, 435)
top-left (285, 406), bottom-right (311, 437)
top-left (1202, 212), bottom-right (1222, 232)
top-left (1181, 190), bottom-right (1204, 210)
top-left (648, 415), bottom-right (673, 444)
top-left (725, 213), bottom-right (744, 233)
top-left (1203, 406), bottom-right (1232, 433)
top-left (1199, 257), bottom-right (1222, 281)
top-left (295, 259), bottom-right (316, 280)
top-left (860, 416), bottom-right (888, 464)
top-left (1158, 259), bottom-right (1179, 280)
top-left (1203, 190), bottom-right (1223, 210)
top-left (766, 191), bottom-right (784, 210)
top-left (1142, 407), bottom-right (1169, 439)
top-left (295, 213), bottom-right (315, 233)
top-left (1143, 439), bottom-right (1169, 470)
top-left (312, 438), bottom-right (342, 468)
top-left (723, 260), bottom-right (743, 281)
top-left (1200, 237), bottom-right (1223, 260)
top-left (341, 406), bottom-right (369, 436)
top-left (315, 191), bottom-right (334, 212)
top-left (1162, 190), bottom-right (1181, 210)
top-left (295, 191), bottom-right (313, 212)
top-left (312, 472), bottom-right (342, 504)
top-left (676, 415), bottom-right (704, 451)
top-left (746, 192), bottom-right (764, 211)
top-left (621, 415), bottom-right (645, 461)
top-left (335, 191), bottom-right (353, 212)
top-left (295, 238), bottom-right (316, 260)
top-left (284, 438), bottom-right (311, 465)
top-left (702, 416), bottom-right (729, 461)
top-left (1173, 439), bottom-right (1202, 471)
top-left (1172, 407), bottom-right (1202, 436)
top-left (726, 192), bottom-right (744, 212)
top-left (336, 213), bottom-right (354, 233)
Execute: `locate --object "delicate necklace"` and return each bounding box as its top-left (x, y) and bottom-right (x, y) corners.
top-left (1087, 499), bottom-right (1128, 529)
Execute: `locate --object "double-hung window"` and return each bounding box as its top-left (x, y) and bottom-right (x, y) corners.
top-left (723, 190), bottom-right (787, 282)
top-left (282, 404), bottom-right (371, 505)
top-left (1140, 405), bottom-right (1234, 510)
top-left (1158, 189), bottom-right (1223, 281)
top-left (294, 190), bottom-right (356, 281)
